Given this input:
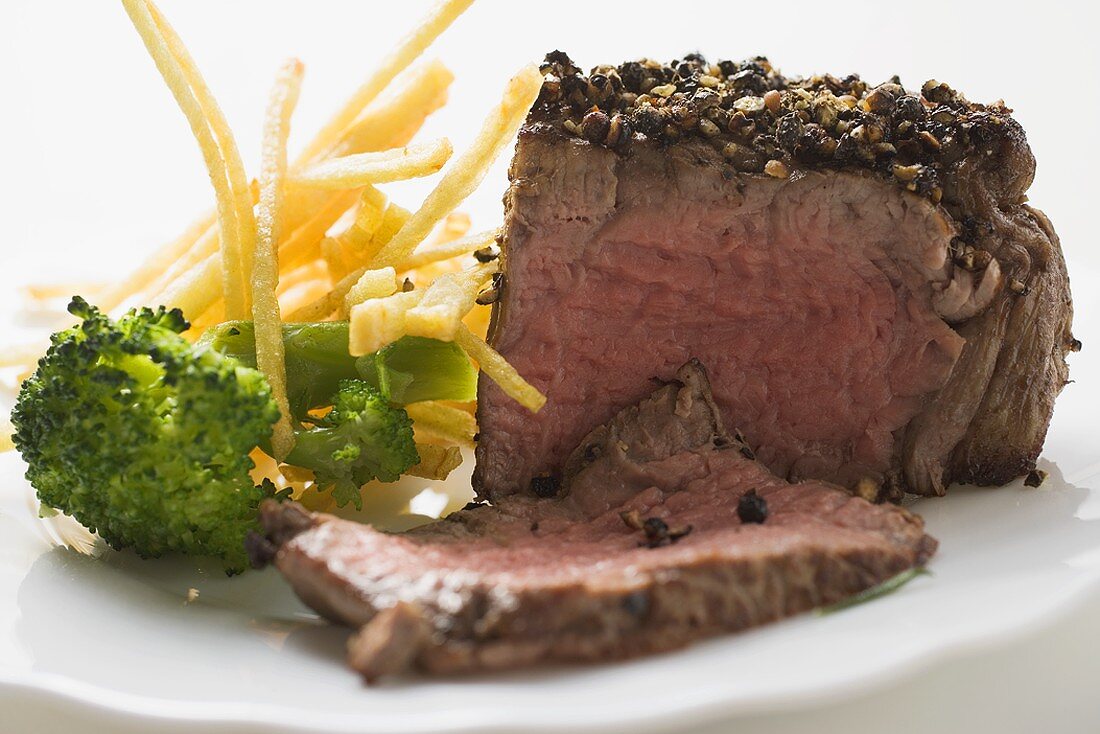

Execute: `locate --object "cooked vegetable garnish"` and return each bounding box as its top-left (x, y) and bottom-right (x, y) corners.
top-left (294, 0), bottom-right (474, 165)
top-left (285, 380), bottom-right (418, 510)
top-left (815, 568), bottom-right (930, 614)
top-left (370, 336), bottom-right (477, 404)
top-left (11, 298), bottom-right (282, 572)
top-left (198, 322), bottom-right (477, 412)
top-left (6, 0), bottom-right (547, 569)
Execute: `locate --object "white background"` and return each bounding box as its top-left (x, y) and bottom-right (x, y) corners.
top-left (2, 1), bottom-right (1099, 732)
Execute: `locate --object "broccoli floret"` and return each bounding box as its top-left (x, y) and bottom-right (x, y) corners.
top-left (11, 297), bottom-right (281, 572)
top-left (286, 379), bottom-right (418, 510)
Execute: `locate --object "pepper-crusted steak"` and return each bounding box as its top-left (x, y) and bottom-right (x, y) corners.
top-left (254, 362), bottom-right (935, 680)
top-left (474, 53), bottom-right (1076, 500)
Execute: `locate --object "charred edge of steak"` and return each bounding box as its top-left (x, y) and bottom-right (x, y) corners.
top-left (247, 500), bottom-right (318, 569)
top-left (347, 602), bottom-right (430, 684)
top-left (534, 51), bottom-right (1030, 216)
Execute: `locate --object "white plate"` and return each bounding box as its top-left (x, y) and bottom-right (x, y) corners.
top-left (2, 2), bottom-right (1099, 731)
top-left (2, 387), bottom-right (1100, 734)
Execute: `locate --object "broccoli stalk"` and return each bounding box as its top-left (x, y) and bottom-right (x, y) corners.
top-left (199, 321), bottom-right (480, 511)
top-left (198, 321), bottom-right (477, 412)
top-left (11, 298), bottom-right (281, 572)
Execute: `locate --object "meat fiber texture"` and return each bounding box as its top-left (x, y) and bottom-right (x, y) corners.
top-left (475, 117), bottom-right (1074, 500)
top-left (255, 363), bottom-right (934, 680)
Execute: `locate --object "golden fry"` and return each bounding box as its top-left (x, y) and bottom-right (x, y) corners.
top-left (22, 283), bottom-right (105, 302)
top-left (284, 270), bottom-right (362, 322)
top-left (137, 0), bottom-right (257, 320)
top-left (295, 0), bottom-right (474, 165)
top-left (326, 188), bottom-right (388, 278)
top-left (333, 188), bottom-right (388, 251)
top-left (403, 262), bottom-right (497, 341)
top-left (148, 54), bottom-right (446, 320)
top-left (397, 229), bottom-right (497, 272)
top-left (155, 251), bottom-right (222, 322)
top-left (285, 201), bottom-right (412, 322)
top-left (293, 139), bottom-right (452, 190)
top-left (253, 59), bottom-right (305, 460)
top-left (335, 60), bottom-right (454, 159)
top-left (277, 261), bottom-right (329, 295)
top-left (370, 65), bottom-right (542, 268)
top-left (362, 203), bottom-right (412, 260)
top-left (94, 211), bottom-right (212, 313)
top-left (279, 280), bottom-right (334, 318)
top-left (454, 323), bottom-right (546, 413)
top-left (278, 188), bottom-right (362, 272)
top-left (0, 342), bottom-right (48, 370)
top-left (406, 443), bottom-right (463, 480)
top-left (344, 267), bottom-right (399, 314)
top-left (0, 417), bottom-right (14, 453)
top-left (407, 401), bottom-right (477, 447)
top-left (347, 290), bottom-right (423, 356)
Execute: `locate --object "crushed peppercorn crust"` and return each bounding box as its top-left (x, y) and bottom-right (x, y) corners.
top-left (532, 51), bottom-right (1028, 214)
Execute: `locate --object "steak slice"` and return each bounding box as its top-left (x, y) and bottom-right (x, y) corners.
top-left (475, 53), bottom-right (1076, 500)
top-left (256, 362), bottom-right (934, 680)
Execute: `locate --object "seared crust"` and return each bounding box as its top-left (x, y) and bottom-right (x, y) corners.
top-left (532, 51), bottom-right (1032, 210)
top-left (948, 205), bottom-right (1073, 487)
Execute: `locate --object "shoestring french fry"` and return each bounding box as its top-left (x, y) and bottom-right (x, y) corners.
top-left (454, 323), bottom-right (546, 413)
top-left (333, 61), bottom-right (453, 161)
top-left (277, 261), bottom-right (329, 296)
top-left (283, 266), bottom-right (366, 322)
top-left (252, 58), bottom-right (305, 460)
top-left (347, 290), bottom-right (424, 356)
top-left (0, 342), bottom-right (47, 371)
top-left (406, 402), bottom-right (477, 447)
top-left (344, 267), bottom-right (399, 314)
top-left (370, 65), bottom-right (542, 268)
top-left (406, 443), bottom-right (463, 481)
top-left (155, 250), bottom-right (222, 321)
top-left (277, 189), bottom-right (362, 273)
top-left (293, 139), bottom-right (453, 190)
top-left (295, 0), bottom-right (474, 166)
top-left (320, 238), bottom-right (350, 282)
top-left (325, 188), bottom-right (388, 278)
top-left (397, 229), bottom-right (497, 272)
top-left (0, 420), bottom-right (13, 453)
top-left (137, 0), bottom-right (257, 320)
top-left (283, 202), bottom-right (411, 322)
top-left (95, 209), bottom-right (213, 314)
top-left (361, 203), bottom-right (412, 260)
top-left (279, 280), bottom-right (334, 319)
top-left (403, 262), bottom-right (498, 341)
top-left (149, 60), bottom-right (448, 321)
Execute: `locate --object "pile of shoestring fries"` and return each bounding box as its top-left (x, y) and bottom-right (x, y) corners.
top-left (0, 0), bottom-right (547, 484)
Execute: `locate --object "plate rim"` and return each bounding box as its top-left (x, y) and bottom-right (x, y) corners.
top-left (3, 552), bottom-right (1099, 734)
